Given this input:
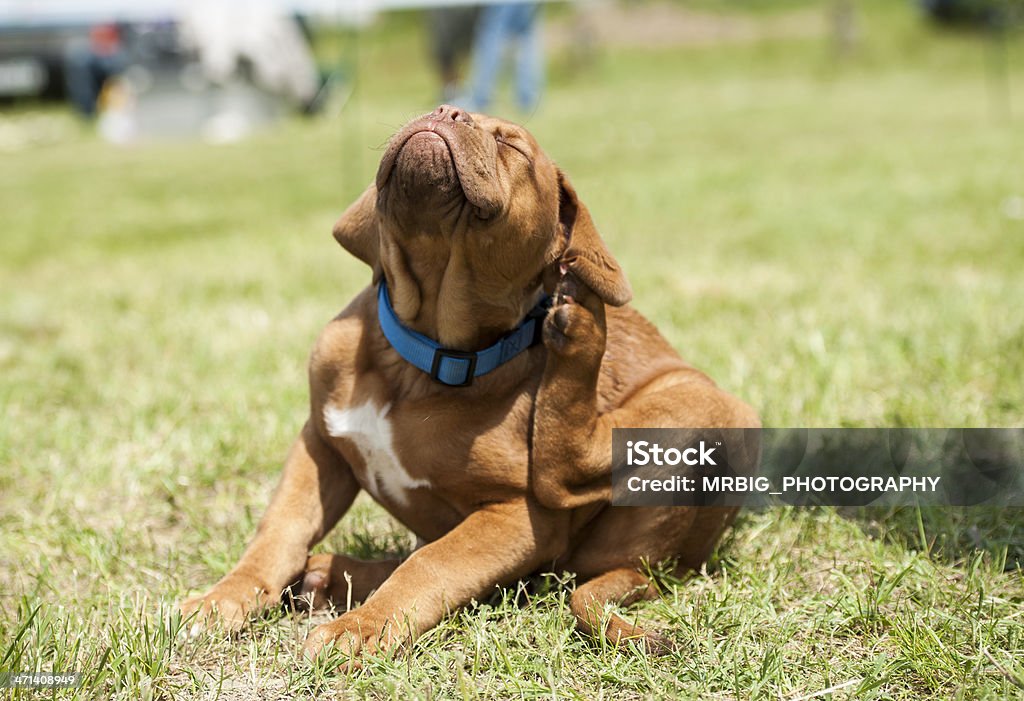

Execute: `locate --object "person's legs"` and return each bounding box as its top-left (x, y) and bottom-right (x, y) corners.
top-left (64, 41), bottom-right (127, 118)
top-left (430, 9), bottom-right (460, 102)
top-left (64, 41), bottom-right (101, 117)
top-left (511, 4), bottom-right (542, 112)
top-left (467, 5), bottom-right (513, 111)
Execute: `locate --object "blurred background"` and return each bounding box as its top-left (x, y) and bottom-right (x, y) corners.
top-left (2, 2), bottom-right (1024, 696)
top-left (4, 0), bottom-right (1022, 451)
top-left (4, 0), bottom-right (1024, 567)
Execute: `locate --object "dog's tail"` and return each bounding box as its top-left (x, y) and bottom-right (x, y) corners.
top-left (569, 568), bottom-right (674, 654)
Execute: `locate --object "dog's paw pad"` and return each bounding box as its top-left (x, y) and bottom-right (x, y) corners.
top-left (302, 570), bottom-right (328, 591)
top-left (294, 555), bottom-right (336, 610)
top-left (543, 300), bottom-right (603, 360)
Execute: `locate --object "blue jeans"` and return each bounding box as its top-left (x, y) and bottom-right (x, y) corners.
top-left (64, 41), bottom-right (127, 117)
top-left (467, 3), bottom-right (542, 112)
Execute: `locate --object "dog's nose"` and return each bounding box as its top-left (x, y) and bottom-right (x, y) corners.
top-left (432, 104), bottom-right (473, 126)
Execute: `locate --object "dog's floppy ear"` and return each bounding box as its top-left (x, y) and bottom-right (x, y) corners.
top-left (333, 184), bottom-right (381, 278)
top-left (556, 171), bottom-right (632, 307)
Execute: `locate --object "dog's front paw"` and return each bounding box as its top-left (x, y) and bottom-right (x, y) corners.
top-left (543, 271), bottom-right (606, 363)
top-left (303, 611), bottom-right (402, 668)
top-left (179, 573), bottom-right (274, 635)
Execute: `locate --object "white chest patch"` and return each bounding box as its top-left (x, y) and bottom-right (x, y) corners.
top-left (323, 401), bottom-right (429, 506)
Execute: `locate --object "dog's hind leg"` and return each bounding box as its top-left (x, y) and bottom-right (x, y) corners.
top-left (570, 568), bottom-right (673, 654)
top-left (294, 553), bottom-right (402, 611)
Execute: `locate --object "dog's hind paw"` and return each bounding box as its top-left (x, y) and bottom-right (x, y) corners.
top-left (641, 630), bottom-right (677, 656)
top-left (293, 554), bottom-right (333, 611)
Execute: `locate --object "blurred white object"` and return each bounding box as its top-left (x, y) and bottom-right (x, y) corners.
top-left (1003, 196), bottom-right (1024, 221)
top-left (96, 78), bottom-right (137, 144)
top-left (201, 108), bottom-right (252, 144)
top-left (178, 3), bottom-right (319, 104)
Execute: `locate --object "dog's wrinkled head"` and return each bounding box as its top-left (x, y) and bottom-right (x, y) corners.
top-left (333, 105), bottom-right (631, 349)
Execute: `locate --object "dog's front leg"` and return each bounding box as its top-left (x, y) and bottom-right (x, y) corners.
top-left (302, 500), bottom-right (567, 663)
top-left (181, 419), bottom-right (359, 631)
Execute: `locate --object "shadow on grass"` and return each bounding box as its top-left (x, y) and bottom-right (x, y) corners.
top-left (842, 505), bottom-right (1024, 571)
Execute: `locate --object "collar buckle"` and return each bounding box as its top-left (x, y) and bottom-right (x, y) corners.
top-left (430, 348), bottom-right (478, 387)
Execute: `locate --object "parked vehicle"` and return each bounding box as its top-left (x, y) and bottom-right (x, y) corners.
top-left (0, 21), bottom-right (87, 100)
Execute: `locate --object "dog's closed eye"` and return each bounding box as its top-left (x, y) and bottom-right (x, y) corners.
top-left (495, 134), bottom-right (531, 162)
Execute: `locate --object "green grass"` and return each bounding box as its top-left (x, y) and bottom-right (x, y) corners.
top-left (2, 1), bottom-right (1024, 698)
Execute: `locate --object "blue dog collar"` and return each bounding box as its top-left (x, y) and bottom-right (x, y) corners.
top-left (377, 281), bottom-right (551, 387)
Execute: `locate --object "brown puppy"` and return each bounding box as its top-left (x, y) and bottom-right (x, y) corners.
top-left (181, 105), bottom-right (759, 660)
